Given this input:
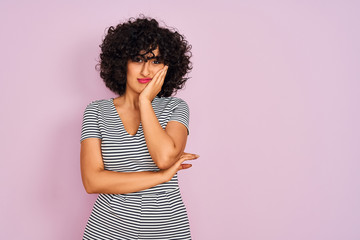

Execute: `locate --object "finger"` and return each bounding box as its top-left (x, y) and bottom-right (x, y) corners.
top-left (179, 154), bottom-right (198, 161)
top-left (145, 67), bottom-right (166, 87)
top-left (152, 67), bottom-right (166, 81)
top-left (162, 66), bottom-right (168, 82)
top-left (179, 153), bottom-right (200, 159)
top-left (157, 65), bottom-right (167, 77)
top-left (156, 66), bottom-right (167, 85)
top-left (182, 152), bottom-right (199, 157)
top-left (159, 66), bottom-right (168, 78)
top-left (182, 163), bottom-right (192, 168)
top-left (177, 156), bottom-right (197, 166)
top-left (180, 152), bottom-right (196, 156)
top-left (178, 164), bottom-right (192, 171)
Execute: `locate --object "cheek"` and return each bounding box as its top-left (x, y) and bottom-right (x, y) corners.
top-left (156, 63), bottom-right (165, 69)
top-left (127, 65), bottom-right (139, 75)
top-left (153, 65), bottom-right (165, 73)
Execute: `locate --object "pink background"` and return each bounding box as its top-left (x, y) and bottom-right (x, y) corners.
top-left (1, 0), bottom-right (359, 239)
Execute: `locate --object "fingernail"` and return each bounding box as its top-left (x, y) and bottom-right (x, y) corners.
top-left (196, 154), bottom-right (200, 157)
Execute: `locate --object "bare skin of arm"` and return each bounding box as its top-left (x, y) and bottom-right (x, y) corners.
top-left (80, 63), bottom-right (199, 195)
top-left (139, 65), bottom-right (192, 169)
top-left (80, 138), bottom-right (198, 194)
top-left (139, 98), bottom-right (188, 169)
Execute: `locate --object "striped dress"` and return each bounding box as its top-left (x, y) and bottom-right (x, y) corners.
top-left (80, 96), bottom-right (191, 240)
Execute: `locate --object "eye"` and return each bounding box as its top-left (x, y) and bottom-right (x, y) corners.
top-left (131, 56), bottom-right (143, 62)
top-left (152, 60), bottom-right (162, 64)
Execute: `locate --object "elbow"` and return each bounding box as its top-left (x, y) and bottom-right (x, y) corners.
top-left (156, 158), bottom-right (171, 170)
top-left (83, 178), bottom-right (99, 194)
top-left (152, 144), bottom-right (181, 169)
top-left (156, 150), bottom-right (182, 169)
top-left (82, 169), bottom-right (105, 194)
top-left (156, 156), bottom-right (173, 170)
top-left (83, 183), bottom-right (94, 194)
top-left (85, 186), bottom-right (94, 194)
top-left (157, 162), bottom-right (170, 170)
top-left (84, 184), bottom-right (96, 194)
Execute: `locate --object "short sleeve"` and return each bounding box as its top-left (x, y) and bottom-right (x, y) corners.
top-left (80, 101), bottom-right (102, 142)
top-left (168, 98), bottom-right (190, 135)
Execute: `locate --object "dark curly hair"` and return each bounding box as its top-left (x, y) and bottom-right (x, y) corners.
top-left (96, 14), bottom-right (193, 97)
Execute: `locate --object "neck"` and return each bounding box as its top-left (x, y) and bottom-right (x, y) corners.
top-left (122, 91), bottom-right (140, 110)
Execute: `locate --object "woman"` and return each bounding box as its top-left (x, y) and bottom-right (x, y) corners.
top-left (80, 15), bottom-right (199, 239)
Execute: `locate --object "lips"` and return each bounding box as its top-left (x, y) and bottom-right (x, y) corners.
top-left (137, 78), bottom-right (152, 83)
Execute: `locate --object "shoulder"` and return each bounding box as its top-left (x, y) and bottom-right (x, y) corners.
top-left (170, 96), bottom-right (188, 105)
top-left (84, 98), bottom-right (111, 109)
top-left (153, 96), bottom-right (189, 108)
top-left (82, 98), bottom-right (112, 116)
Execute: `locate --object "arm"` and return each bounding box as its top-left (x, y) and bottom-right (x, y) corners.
top-left (80, 138), bottom-right (167, 194)
top-left (139, 98), bottom-right (188, 169)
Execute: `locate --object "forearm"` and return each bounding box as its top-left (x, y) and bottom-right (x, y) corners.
top-left (139, 98), bottom-right (178, 169)
top-left (87, 170), bottom-right (166, 194)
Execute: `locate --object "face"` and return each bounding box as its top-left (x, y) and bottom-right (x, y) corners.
top-left (126, 46), bottom-right (165, 94)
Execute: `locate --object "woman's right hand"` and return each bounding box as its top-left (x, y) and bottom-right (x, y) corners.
top-left (160, 152), bottom-right (199, 182)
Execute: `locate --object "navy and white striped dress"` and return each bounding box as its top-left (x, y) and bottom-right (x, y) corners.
top-left (80, 96), bottom-right (191, 240)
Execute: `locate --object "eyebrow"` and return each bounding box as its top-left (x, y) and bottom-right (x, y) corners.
top-left (133, 54), bottom-right (163, 61)
top-left (147, 56), bottom-right (162, 60)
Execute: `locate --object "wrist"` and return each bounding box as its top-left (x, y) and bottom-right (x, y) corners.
top-left (157, 169), bottom-right (169, 183)
top-left (139, 97), bottom-right (151, 106)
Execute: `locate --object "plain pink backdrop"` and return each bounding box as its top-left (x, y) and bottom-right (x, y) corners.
top-left (1, 0), bottom-right (359, 239)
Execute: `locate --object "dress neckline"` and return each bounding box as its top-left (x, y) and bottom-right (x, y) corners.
top-left (110, 98), bottom-right (141, 137)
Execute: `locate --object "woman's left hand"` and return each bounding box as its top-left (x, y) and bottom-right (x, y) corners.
top-left (139, 65), bottom-right (168, 102)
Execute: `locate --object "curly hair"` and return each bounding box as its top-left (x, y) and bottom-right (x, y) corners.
top-left (96, 15), bottom-right (193, 97)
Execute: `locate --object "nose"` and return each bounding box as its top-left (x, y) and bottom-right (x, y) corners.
top-left (140, 61), bottom-right (151, 77)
